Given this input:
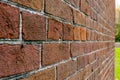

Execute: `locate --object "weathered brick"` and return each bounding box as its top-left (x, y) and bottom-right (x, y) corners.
top-left (69, 69), bottom-right (85, 80)
top-left (0, 44), bottom-right (40, 78)
top-left (80, 0), bottom-right (91, 16)
top-left (84, 64), bottom-right (92, 78)
top-left (63, 24), bottom-right (74, 40)
top-left (71, 43), bottom-right (84, 57)
top-left (22, 11), bottom-right (46, 40)
top-left (68, 71), bottom-right (81, 80)
top-left (42, 43), bottom-right (70, 66)
top-left (68, 70), bottom-right (84, 80)
top-left (84, 55), bottom-right (89, 66)
top-left (11, 0), bottom-right (43, 11)
top-left (84, 42), bottom-right (92, 53)
top-left (45, 0), bottom-right (73, 22)
top-left (73, 10), bottom-right (86, 26)
top-left (73, 27), bottom-right (80, 40)
top-left (86, 18), bottom-right (91, 28)
top-left (86, 29), bottom-right (91, 40)
top-left (80, 27), bottom-right (87, 40)
top-left (77, 56), bottom-right (85, 70)
top-left (0, 3), bottom-right (19, 39)
top-left (91, 9), bottom-right (97, 20)
top-left (21, 68), bottom-right (55, 80)
top-left (66, 0), bottom-right (80, 8)
top-left (48, 19), bottom-right (63, 40)
top-left (57, 60), bottom-right (77, 80)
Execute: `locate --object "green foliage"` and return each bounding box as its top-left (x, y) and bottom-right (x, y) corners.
top-left (115, 24), bottom-right (120, 42)
top-left (115, 6), bottom-right (120, 42)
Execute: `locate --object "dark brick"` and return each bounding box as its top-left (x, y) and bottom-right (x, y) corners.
top-left (81, 0), bottom-right (91, 16)
top-left (77, 56), bottom-right (85, 70)
top-left (22, 11), bottom-right (46, 40)
top-left (0, 44), bottom-right (40, 78)
top-left (66, 0), bottom-right (80, 8)
top-left (0, 3), bottom-right (19, 39)
top-left (11, 0), bottom-right (43, 11)
top-left (21, 68), bottom-right (55, 80)
top-left (48, 19), bottom-right (63, 40)
top-left (45, 0), bottom-right (73, 22)
top-left (63, 24), bottom-right (73, 40)
top-left (73, 10), bottom-right (86, 26)
top-left (42, 43), bottom-right (70, 66)
top-left (71, 43), bottom-right (84, 57)
top-left (57, 60), bottom-right (77, 80)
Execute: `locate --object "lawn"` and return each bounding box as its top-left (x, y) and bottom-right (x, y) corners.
top-left (115, 48), bottom-right (120, 80)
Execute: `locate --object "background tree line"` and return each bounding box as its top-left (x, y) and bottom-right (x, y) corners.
top-left (115, 6), bottom-right (120, 42)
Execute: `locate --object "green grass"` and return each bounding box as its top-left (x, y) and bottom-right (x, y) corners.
top-left (115, 48), bottom-right (120, 80)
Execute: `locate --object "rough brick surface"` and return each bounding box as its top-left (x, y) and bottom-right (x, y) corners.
top-left (77, 56), bottom-right (85, 70)
top-left (68, 70), bottom-right (84, 80)
top-left (42, 43), bottom-right (70, 66)
top-left (66, 0), bottom-right (80, 8)
top-left (73, 27), bottom-right (81, 40)
top-left (80, 0), bottom-right (91, 16)
top-left (63, 24), bottom-right (73, 40)
top-left (0, 44), bottom-right (40, 78)
top-left (73, 10), bottom-right (86, 26)
top-left (80, 27), bottom-right (87, 40)
top-left (0, 0), bottom-right (115, 79)
top-left (0, 3), bottom-right (19, 39)
top-left (57, 60), bottom-right (77, 80)
top-left (11, 0), bottom-right (43, 11)
top-left (21, 68), bottom-right (55, 80)
top-left (45, 0), bottom-right (73, 22)
top-left (48, 19), bottom-right (63, 40)
top-left (71, 43), bottom-right (84, 57)
top-left (22, 11), bottom-right (46, 40)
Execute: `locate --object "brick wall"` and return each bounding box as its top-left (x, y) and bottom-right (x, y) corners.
top-left (0, 0), bottom-right (115, 80)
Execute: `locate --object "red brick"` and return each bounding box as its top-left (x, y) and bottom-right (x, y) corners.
top-left (91, 9), bottom-right (97, 20)
top-left (77, 56), bottom-right (85, 70)
top-left (86, 18), bottom-right (91, 28)
top-left (84, 55), bottom-right (89, 66)
top-left (42, 43), bottom-right (70, 66)
top-left (91, 31), bottom-right (95, 41)
top-left (11, 0), bottom-right (43, 11)
top-left (84, 42), bottom-right (92, 53)
top-left (57, 60), bottom-right (77, 80)
top-left (68, 68), bottom-right (85, 80)
top-left (86, 29), bottom-right (91, 40)
top-left (22, 11), bottom-right (46, 40)
top-left (71, 43), bottom-right (84, 57)
top-left (80, 27), bottom-right (87, 40)
top-left (84, 64), bottom-right (92, 78)
top-left (0, 44), bottom-right (40, 78)
top-left (63, 24), bottom-right (74, 40)
top-left (80, 0), bottom-right (91, 16)
top-left (48, 19), bottom-right (63, 40)
top-left (68, 71), bottom-right (82, 80)
top-left (73, 10), bottom-right (86, 26)
top-left (21, 68), bottom-right (55, 80)
top-left (73, 27), bottom-right (80, 40)
top-left (66, 0), bottom-right (80, 8)
top-left (45, 0), bottom-right (73, 22)
top-left (0, 3), bottom-right (19, 39)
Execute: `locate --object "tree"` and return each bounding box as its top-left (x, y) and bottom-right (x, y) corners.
top-left (115, 6), bottom-right (120, 42)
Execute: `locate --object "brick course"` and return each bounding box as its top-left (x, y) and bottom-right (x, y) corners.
top-left (0, 0), bottom-right (115, 80)
top-left (0, 3), bottom-right (19, 39)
